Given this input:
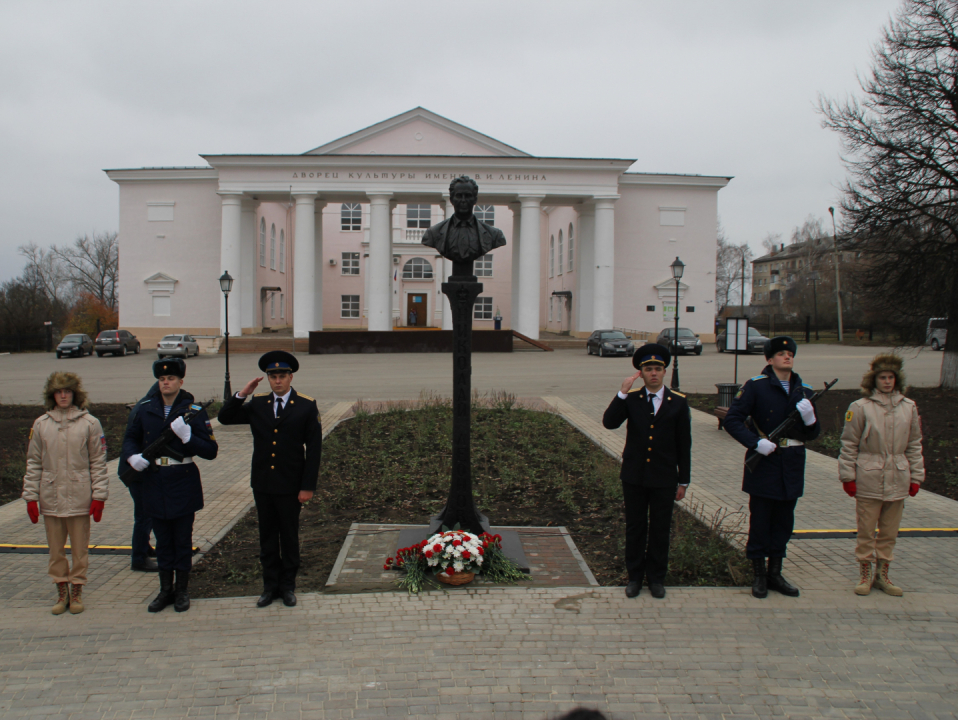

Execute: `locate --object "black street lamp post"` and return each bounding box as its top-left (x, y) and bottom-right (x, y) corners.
top-left (219, 271), bottom-right (234, 400)
top-left (670, 257), bottom-right (684, 390)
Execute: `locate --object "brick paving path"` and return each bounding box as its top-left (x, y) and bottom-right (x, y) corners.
top-left (1, 392), bottom-right (957, 719)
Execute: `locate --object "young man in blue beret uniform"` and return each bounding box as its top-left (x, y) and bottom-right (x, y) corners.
top-left (724, 336), bottom-right (820, 598)
top-left (218, 351), bottom-right (322, 608)
top-left (603, 343), bottom-right (692, 599)
top-left (121, 359), bottom-right (218, 612)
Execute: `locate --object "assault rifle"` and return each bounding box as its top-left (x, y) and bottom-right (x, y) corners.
top-left (743, 379), bottom-right (838, 473)
top-left (119, 400), bottom-right (213, 485)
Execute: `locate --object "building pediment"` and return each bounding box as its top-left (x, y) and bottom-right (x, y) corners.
top-left (653, 279), bottom-right (688, 300)
top-left (304, 107), bottom-right (531, 158)
top-left (144, 272), bottom-right (178, 294)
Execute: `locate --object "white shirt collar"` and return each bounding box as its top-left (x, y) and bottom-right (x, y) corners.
top-left (272, 389), bottom-right (292, 405)
top-left (647, 386), bottom-right (665, 402)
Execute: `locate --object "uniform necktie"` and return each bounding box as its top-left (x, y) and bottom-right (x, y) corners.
top-left (275, 397), bottom-right (283, 417)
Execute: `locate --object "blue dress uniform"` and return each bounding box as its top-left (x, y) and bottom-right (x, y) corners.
top-left (724, 348), bottom-right (820, 596)
top-left (217, 352), bottom-right (323, 602)
top-left (602, 344), bottom-right (692, 594)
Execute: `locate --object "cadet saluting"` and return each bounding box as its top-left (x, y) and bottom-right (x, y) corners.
top-left (724, 336), bottom-right (820, 599)
top-left (218, 351), bottom-right (322, 608)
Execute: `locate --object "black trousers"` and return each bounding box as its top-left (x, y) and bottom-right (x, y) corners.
top-left (152, 513), bottom-right (194, 571)
top-left (746, 495), bottom-right (798, 559)
top-left (253, 491), bottom-right (302, 593)
top-left (127, 482), bottom-right (153, 565)
top-left (622, 483), bottom-right (676, 584)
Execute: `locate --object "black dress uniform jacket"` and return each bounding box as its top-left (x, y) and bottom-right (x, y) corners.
top-left (120, 389), bottom-right (218, 519)
top-left (723, 366), bottom-right (821, 501)
top-left (603, 386), bottom-right (692, 487)
top-left (217, 389), bottom-right (323, 495)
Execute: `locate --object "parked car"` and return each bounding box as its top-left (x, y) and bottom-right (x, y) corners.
top-left (157, 334), bottom-right (200, 358)
top-left (95, 329), bottom-right (140, 357)
top-left (586, 330), bottom-right (635, 357)
top-left (655, 327), bottom-right (703, 355)
top-left (56, 334), bottom-right (94, 358)
top-left (927, 317), bottom-right (948, 351)
top-left (716, 326), bottom-right (769, 354)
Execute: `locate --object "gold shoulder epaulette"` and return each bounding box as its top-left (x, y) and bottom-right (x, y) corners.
top-left (253, 393), bottom-right (269, 398)
top-left (297, 393), bottom-right (315, 401)
top-left (627, 388), bottom-right (644, 394)
top-left (670, 390), bottom-right (686, 398)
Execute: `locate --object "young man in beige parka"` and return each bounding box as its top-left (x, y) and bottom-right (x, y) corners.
top-left (838, 354), bottom-right (925, 596)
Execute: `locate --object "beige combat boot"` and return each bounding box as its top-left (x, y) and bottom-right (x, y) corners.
top-left (68, 584), bottom-right (85, 614)
top-left (873, 560), bottom-right (903, 596)
top-left (51, 582), bottom-right (70, 615)
top-left (854, 562), bottom-right (872, 596)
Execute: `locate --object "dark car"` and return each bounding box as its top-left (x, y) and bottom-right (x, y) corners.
top-left (56, 334), bottom-right (94, 358)
top-left (716, 326), bottom-right (769, 353)
top-left (586, 330), bottom-right (635, 357)
top-left (655, 327), bottom-right (703, 355)
top-left (95, 329), bottom-right (141, 357)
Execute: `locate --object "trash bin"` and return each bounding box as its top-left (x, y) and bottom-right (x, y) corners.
top-left (494, 316), bottom-right (502, 330)
top-left (715, 383), bottom-right (741, 407)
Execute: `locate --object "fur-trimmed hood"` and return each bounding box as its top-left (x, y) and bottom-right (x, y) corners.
top-left (42, 371), bottom-right (89, 410)
top-left (860, 353), bottom-right (907, 396)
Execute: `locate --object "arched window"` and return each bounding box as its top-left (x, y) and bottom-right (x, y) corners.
top-left (279, 230), bottom-right (285, 273)
top-left (557, 229), bottom-right (564, 275)
top-left (259, 218), bottom-right (266, 267)
top-left (270, 224), bottom-right (276, 270)
top-left (402, 257), bottom-right (434, 280)
top-left (549, 236), bottom-right (555, 278)
top-left (568, 223), bottom-right (574, 272)
top-left (341, 203), bottom-right (361, 231)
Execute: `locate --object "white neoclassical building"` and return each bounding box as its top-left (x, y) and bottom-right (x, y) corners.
top-left (107, 108), bottom-right (730, 348)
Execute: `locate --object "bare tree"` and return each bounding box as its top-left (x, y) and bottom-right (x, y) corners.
top-left (820, 0), bottom-right (958, 387)
top-left (760, 232), bottom-right (782, 254)
top-left (715, 220), bottom-right (753, 311)
top-left (52, 232), bottom-right (119, 310)
top-left (18, 243), bottom-right (71, 304)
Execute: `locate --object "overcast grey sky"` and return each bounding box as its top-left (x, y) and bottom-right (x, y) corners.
top-left (0, 0), bottom-right (903, 283)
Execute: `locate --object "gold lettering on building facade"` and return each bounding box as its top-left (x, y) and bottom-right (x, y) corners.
top-left (290, 171), bottom-right (547, 182)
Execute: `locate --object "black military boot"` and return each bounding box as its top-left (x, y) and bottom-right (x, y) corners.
top-left (751, 558), bottom-right (768, 599)
top-left (767, 557), bottom-right (800, 597)
top-left (148, 570), bottom-right (175, 613)
top-left (173, 569), bottom-right (191, 613)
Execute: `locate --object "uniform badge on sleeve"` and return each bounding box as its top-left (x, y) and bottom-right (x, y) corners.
top-left (845, 410), bottom-right (853, 422)
top-left (205, 420), bottom-right (215, 441)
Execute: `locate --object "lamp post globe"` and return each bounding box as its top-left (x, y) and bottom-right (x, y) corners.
top-left (219, 271), bottom-right (234, 400)
top-left (670, 257), bottom-right (684, 391)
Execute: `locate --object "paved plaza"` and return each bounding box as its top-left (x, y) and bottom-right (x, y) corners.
top-left (0, 347), bottom-right (956, 719)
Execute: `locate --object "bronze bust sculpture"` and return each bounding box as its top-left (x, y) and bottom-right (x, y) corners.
top-left (421, 176), bottom-right (506, 264)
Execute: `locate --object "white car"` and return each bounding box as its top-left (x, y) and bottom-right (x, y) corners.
top-left (157, 334), bottom-right (200, 358)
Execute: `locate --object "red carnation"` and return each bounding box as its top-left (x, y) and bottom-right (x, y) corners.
top-left (383, 564), bottom-right (389, 570)
top-left (433, 544), bottom-right (442, 552)
top-left (445, 567), bottom-right (456, 575)
top-left (452, 539), bottom-right (461, 547)
top-left (462, 550), bottom-right (471, 559)
top-left (424, 550), bottom-right (433, 559)
top-left (478, 547), bottom-right (484, 555)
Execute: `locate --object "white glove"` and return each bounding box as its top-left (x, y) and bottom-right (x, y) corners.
top-left (796, 398), bottom-right (816, 426)
top-left (756, 439), bottom-right (776, 456)
top-left (170, 416), bottom-right (192, 443)
top-left (127, 453), bottom-right (149, 472)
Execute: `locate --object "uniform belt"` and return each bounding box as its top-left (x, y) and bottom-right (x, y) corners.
top-left (155, 457), bottom-right (194, 466)
top-left (777, 439), bottom-right (804, 448)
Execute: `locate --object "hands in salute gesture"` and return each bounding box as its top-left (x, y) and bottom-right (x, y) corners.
top-left (238, 377), bottom-right (264, 398)
top-left (620, 371), bottom-right (641, 396)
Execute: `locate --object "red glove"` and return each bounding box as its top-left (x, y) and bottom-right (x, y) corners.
top-left (26, 501), bottom-right (39, 524)
top-left (90, 499), bottom-right (105, 523)
top-left (842, 481), bottom-right (857, 498)
top-left (909, 483), bottom-right (920, 497)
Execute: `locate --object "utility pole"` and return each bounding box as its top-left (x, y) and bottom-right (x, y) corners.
top-left (828, 207), bottom-right (844, 342)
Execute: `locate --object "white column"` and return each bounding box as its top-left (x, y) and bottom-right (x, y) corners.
top-left (313, 200), bottom-right (326, 332)
top-left (575, 204), bottom-right (595, 334)
top-left (509, 201), bottom-right (521, 330)
top-left (367, 193), bottom-right (393, 331)
top-left (240, 199), bottom-right (258, 332)
top-left (517, 195), bottom-right (544, 339)
top-left (218, 192), bottom-right (243, 335)
top-left (441, 196), bottom-right (454, 330)
top-left (292, 193), bottom-right (317, 339)
top-left (593, 196), bottom-right (618, 330)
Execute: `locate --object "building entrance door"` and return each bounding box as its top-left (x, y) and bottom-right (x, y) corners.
top-left (406, 293), bottom-right (427, 327)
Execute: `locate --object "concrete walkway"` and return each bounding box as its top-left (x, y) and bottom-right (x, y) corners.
top-left (0, 390), bottom-right (956, 719)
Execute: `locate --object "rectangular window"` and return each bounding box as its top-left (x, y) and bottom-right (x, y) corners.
top-left (341, 295), bottom-right (360, 318)
top-left (473, 296), bottom-right (493, 320)
top-left (147, 201), bottom-right (174, 222)
top-left (686, 306), bottom-right (695, 312)
top-left (474, 205), bottom-right (495, 225)
top-left (270, 294), bottom-right (275, 319)
top-left (342, 252), bottom-right (360, 275)
top-left (548, 298), bottom-right (553, 321)
top-left (341, 203), bottom-right (362, 231)
top-left (280, 293), bottom-right (285, 319)
top-left (474, 255), bottom-right (493, 277)
top-left (152, 296), bottom-right (171, 316)
top-left (406, 204), bottom-right (431, 229)
top-left (659, 207), bottom-right (686, 226)
top-left (646, 305), bottom-right (655, 311)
